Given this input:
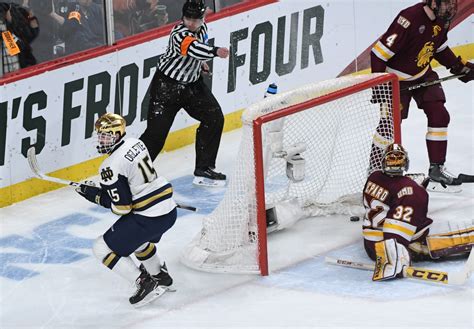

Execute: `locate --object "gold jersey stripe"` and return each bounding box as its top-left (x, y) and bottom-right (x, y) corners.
top-left (373, 42), bottom-right (392, 61)
top-left (112, 204), bottom-right (132, 216)
top-left (132, 187), bottom-right (173, 210)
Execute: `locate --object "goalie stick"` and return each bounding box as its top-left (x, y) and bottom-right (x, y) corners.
top-left (27, 147), bottom-right (198, 212)
top-left (325, 248), bottom-right (474, 285)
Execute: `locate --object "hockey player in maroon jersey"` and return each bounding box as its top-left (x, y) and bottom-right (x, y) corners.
top-left (363, 143), bottom-right (473, 281)
top-left (371, 0), bottom-right (474, 189)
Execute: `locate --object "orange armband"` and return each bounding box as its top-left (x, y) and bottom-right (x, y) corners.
top-left (68, 11), bottom-right (82, 24)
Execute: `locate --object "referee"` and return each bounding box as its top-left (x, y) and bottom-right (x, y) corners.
top-left (140, 0), bottom-right (229, 187)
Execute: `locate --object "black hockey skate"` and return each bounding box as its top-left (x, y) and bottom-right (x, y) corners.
top-left (193, 167), bottom-right (226, 187)
top-left (152, 262), bottom-right (174, 287)
top-left (427, 163), bottom-right (474, 193)
top-left (428, 164), bottom-right (461, 186)
top-left (129, 269), bottom-right (162, 308)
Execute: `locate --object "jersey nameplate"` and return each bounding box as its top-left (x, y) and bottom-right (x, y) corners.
top-left (124, 142), bottom-right (146, 162)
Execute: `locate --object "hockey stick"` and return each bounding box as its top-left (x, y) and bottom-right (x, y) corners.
top-left (401, 74), bottom-right (465, 92)
top-left (27, 147), bottom-right (198, 212)
top-left (325, 249), bottom-right (474, 285)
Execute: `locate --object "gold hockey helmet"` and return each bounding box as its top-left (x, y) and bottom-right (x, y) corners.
top-left (94, 113), bottom-right (126, 154)
top-left (382, 143), bottom-right (409, 176)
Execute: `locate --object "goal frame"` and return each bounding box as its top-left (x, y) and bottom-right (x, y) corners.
top-left (253, 73), bottom-right (401, 275)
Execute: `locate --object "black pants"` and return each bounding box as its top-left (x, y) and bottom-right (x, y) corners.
top-left (140, 71), bottom-right (224, 170)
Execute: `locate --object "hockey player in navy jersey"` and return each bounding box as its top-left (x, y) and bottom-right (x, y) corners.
top-left (75, 113), bottom-right (177, 307)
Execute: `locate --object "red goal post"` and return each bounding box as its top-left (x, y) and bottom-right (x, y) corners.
top-left (182, 73), bottom-right (401, 275)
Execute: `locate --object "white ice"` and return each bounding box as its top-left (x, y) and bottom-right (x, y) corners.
top-left (0, 79), bottom-right (473, 329)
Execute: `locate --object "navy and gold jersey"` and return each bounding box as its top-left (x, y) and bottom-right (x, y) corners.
top-left (362, 171), bottom-right (433, 252)
top-left (371, 3), bottom-right (449, 81)
top-left (99, 138), bottom-right (176, 217)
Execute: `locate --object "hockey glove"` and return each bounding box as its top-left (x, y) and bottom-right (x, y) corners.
top-left (450, 56), bottom-right (474, 83)
top-left (373, 239), bottom-right (411, 281)
top-left (76, 184), bottom-right (111, 208)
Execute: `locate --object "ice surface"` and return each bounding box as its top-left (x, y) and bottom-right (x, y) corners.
top-left (0, 80), bottom-right (473, 329)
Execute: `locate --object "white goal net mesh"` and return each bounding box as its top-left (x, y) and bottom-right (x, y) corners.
top-left (181, 73), bottom-right (398, 274)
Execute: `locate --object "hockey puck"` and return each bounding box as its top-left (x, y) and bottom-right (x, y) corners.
top-left (350, 216), bottom-right (360, 222)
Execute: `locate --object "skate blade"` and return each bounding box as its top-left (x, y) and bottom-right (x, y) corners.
top-left (192, 176), bottom-right (226, 187)
top-left (427, 181), bottom-right (462, 193)
top-left (132, 286), bottom-right (175, 308)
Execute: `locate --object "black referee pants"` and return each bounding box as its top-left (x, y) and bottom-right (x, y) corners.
top-left (140, 71), bottom-right (224, 171)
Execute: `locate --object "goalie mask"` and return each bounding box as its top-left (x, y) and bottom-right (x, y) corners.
top-left (95, 113), bottom-right (126, 154)
top-left (382, 143), bottom-right (409, 176)
top-left (427, 0), bottom-right (457, 23)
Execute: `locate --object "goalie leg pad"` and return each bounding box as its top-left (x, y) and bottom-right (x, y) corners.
top-left (426, 221), bottom-right (474, 259)
top-left (373, 239), bottom-right (410, 281)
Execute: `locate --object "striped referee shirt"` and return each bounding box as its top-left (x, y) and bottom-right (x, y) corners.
top-left (158, 22), bottom-right (217, 84)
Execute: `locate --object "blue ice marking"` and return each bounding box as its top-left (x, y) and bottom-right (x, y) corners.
top-left (0, 213), bottom-right (99, 281)
top-left (171, 175), bottom-right (226, 215)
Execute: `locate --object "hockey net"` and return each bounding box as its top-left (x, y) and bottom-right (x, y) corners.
top-left (181, 73), bottom-right (401, 275)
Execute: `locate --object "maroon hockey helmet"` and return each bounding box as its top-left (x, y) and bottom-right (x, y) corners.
top-left (182, 0), bottom-right (206, 19)
top-left (427, 0), bottom-right (457, 22)
top-left (382, 143), bottom-right (409, 176)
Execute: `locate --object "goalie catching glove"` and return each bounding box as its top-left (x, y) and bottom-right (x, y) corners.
top-left (76, 183), bottom-right (111, 208)
top-left (373, 238), bottom-right (411, 281)
top-left (450, 56), bottom-right (474, 83)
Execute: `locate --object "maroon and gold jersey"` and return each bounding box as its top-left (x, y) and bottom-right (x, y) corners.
top-left (371, 3), bottom-right (449, 81)
top-left (363, 171), bottom-right (433, 258)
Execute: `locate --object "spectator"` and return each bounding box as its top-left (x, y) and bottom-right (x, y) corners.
top-left (0, 2), bottom-right (38, 71)
top-left (113, 0), bottom-right (135, 38)
top-left (129, 0), bottom-right (168, 35)
top-left (61, 0), bottom-right (105, 55)
top-left (159, 0), bottom-right (185, 22)
top-left (114, 0), bottom-right (169, 40)
top-left (1, 3), bottom-right (20, 75)
top-left (28, 0), bottom-right (64, 63)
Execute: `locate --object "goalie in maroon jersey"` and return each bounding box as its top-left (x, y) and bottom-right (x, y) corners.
top-left (371, 0), bottom-right (474, 189)
top-left (363, 143), bottom-right (473, 281)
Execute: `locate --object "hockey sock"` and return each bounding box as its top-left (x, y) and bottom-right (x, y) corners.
top-left (135, 242), bottom-right (162, 276)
